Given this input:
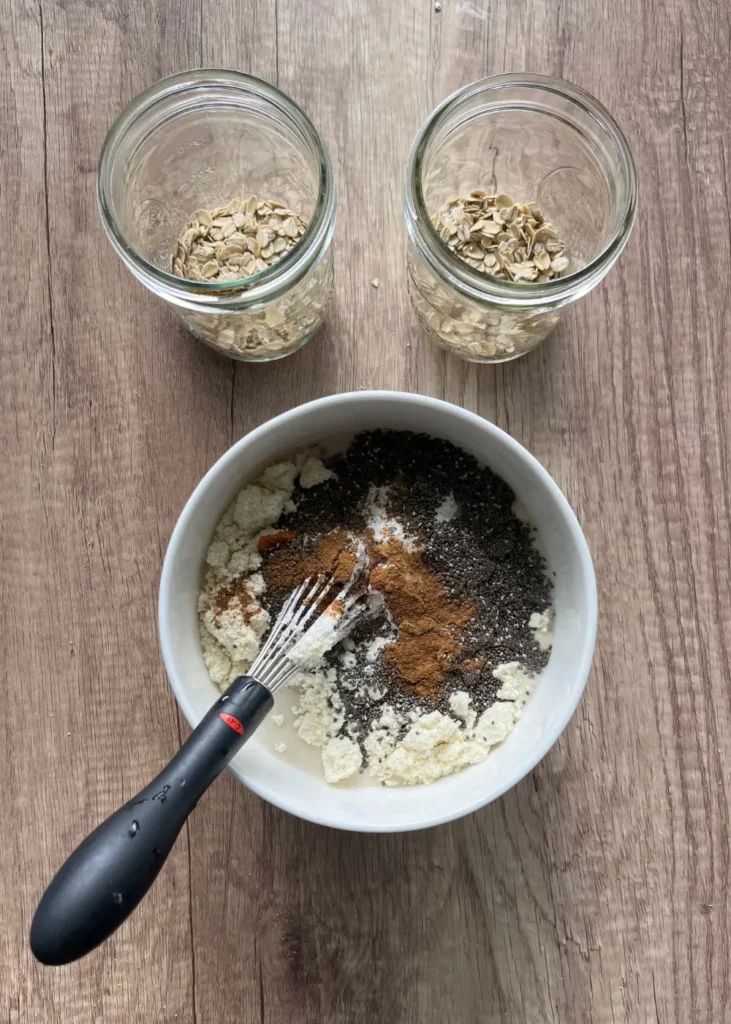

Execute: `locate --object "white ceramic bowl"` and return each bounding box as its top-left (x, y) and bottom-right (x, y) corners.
top-left (159, 391), bottom-right (597, 833)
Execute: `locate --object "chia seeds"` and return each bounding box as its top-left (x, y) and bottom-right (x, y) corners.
top-left (261, 430), bottom-right (553, 752)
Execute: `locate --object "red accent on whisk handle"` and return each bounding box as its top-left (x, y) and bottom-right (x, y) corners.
top-left (30, 676), bottom-right (272, 966)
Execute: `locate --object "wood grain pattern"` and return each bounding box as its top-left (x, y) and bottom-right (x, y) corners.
top-left (2, 0), bottom-right (729, 1021)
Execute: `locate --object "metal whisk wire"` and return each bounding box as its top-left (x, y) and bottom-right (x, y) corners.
top-left (250, 574), bottom-right (349, 693)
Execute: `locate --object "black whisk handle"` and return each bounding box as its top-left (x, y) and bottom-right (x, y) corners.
top-left (30, 676), bottom-right (272, 966)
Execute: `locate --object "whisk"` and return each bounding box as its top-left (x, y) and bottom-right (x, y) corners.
top-left (31, 575), bottom-right (358, 966)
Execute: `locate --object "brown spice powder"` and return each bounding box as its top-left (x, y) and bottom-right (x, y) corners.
top-left (212, 578), bottom-right (258, 625)
top-left (262, 527), bottom-right (475, 698)
top-left (257, 530), bottom-right (296, 552)
top-left (263, 529), bottom-right (358, 592)
top-left (366, 535), bottom-right (474, 697)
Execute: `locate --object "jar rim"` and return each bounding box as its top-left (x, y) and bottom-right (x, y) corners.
top-left (98, 69), bottom-right (336, 311)
top-left (404, 73), bottom-right (637, 308)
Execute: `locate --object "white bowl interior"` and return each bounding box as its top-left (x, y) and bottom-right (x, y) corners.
top-left (159, 392), bottom-right (596, 832)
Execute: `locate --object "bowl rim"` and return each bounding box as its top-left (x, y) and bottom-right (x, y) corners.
top-left (158, 391), bottom-right (597, 832)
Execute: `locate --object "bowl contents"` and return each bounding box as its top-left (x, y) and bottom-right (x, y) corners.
top-left (432, 192), bottom-right (570, 283)
top-left (172, 196), bottom-right (308, 283)
top-left (198, 431), bottom-right (554, 787)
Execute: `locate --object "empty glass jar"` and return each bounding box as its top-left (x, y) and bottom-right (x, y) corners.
top-left (98, 70), bottom-right (336, 361)
top-left (404, 74), bottom-right (637, 362)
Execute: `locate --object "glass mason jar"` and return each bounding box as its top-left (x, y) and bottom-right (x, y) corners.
top-left (404, 74), bottom-right (637, 362)
top-left (98, 70), bottom-right (336, 361)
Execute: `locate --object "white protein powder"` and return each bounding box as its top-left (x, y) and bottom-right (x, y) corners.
top-left (356, 664), bottom-right (536, 787)
top-left (198, 452), bottom-right (332, 689)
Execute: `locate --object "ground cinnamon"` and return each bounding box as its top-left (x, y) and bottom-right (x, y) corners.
top-left (366, 535), bottom-right (474, 697)
top-left (263, 529), bottom-right (358, 592)
top-left (212, 577), bottom-right (258, 624)
top-left (261, 526), bottom-right (474, 698)
top-left (257, 529), bottom-right (296, 552)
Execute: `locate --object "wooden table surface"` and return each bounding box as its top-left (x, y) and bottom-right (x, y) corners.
top-left (3, 0), bottom-right (730, 1021)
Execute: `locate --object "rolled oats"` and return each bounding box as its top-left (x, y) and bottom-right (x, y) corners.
top-left (172, 196), bottom-right (308, 284)
top-left (407, 191), bottom-right (570, 362)
top-left (432, 192), bottom-right (570, 284)
top-left (171, 196), bottom-right (332, 361)
top-left (407, 244), bottom-right (560, 363)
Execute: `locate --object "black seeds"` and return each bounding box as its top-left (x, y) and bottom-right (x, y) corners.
top-left (264, 430), bottom-right (553, 740)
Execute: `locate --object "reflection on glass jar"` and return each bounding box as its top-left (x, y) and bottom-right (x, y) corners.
top-left (183, 247), bottom-right (334, 360)
top-left (407, 244), bottom-right (560, 361)
top-left (98, 70), bottom-right (336, 362)
top-left (404, 74), bottom-right (637, 363)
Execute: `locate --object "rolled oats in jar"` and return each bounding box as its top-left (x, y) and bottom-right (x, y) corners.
top-left (183, 248), bottom-right (334, 360)
top-left (404, 74), bottom-right (637, 363)
top-left (99, 70), bottom-right (336, 362)
top-left (407, 244), bottom-right (560, 361)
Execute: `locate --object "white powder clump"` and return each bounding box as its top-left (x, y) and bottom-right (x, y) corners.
top-left (474, 701), bottom-right (518, 746)
top-left (205, 540), bottom-right (230, 569)
top-left (299, 457), bottom-right (336, 489)
top-left (365, 665), bottom-right (535, 787)
top-left (529, 609), bottom-right (554, 651)
top-left (322, 736), bottom-right (362, 783)
top-left (274, 742), bottom-right (287, 754)
top-left (198, 455), bottom-right (334, 689)
top-left (449, 690), bottom-right (477, 730)
top-left (435, 493), bottom-right (459, 523)
top-left (493, 661), bottom-right (535, 705)
top-left (289, 613), bottom-right (348, 669)
top-left (226, 546), bottom-right (261, 579)
top-left (364, 703), bottom-right (405, 765)
top-left (258, 461), bottom-right (299, 493)
top-left (203, 602), bottom-right (270, 664)
top-left (365, 634), bottom-right (394, 663)
top-left (369, 712), bottom-right (486, 787)
top-left (233, 486), bottom-right (286, 536)
top-left (201, 642), bottom-right (232, 688)
top-left (291, 668), bottom-right (343, 746)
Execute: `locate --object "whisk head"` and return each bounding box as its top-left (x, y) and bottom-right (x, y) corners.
top-left (249, 574), bottom-right (365, 694)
